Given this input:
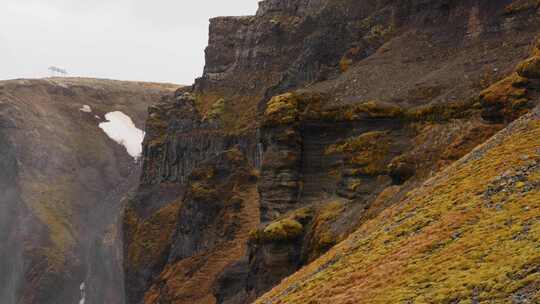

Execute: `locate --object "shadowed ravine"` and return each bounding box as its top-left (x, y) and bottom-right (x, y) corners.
top-left (0, 78), bottom-right (179, 303)
top-left (122, 1), bottom-right (540, 303)
top-left (3, 1), bottom-right (540, 303)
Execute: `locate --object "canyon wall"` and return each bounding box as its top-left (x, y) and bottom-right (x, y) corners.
top-left (124, 0), bottom-right (540, 303)
top-left (0, 78), bottom-right (178, 303)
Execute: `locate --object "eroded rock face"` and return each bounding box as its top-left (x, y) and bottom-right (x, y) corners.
top-left (0, 78), bottom-right (178, 304)
top-left (124, 0), bottom-right (540, 303)
top-left (255, 105), bottom-right (540, 304)
top-left (124, 148), bottom-right (259, 304)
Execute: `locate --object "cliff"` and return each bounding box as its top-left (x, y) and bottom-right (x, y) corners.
top-left (0, 78), bottom-right (179, 303)
top-left (123, 0), bottom-right (540, 303)
top-left (256, 104), bottom-right (540, 303)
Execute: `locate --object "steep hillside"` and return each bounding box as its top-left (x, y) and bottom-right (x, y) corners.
top-left (123, 0), bottom-right (540, 303)
top-left (0, 78), bottom-right (179, 304)
top-left (256, 105), bottom-right (540, 304)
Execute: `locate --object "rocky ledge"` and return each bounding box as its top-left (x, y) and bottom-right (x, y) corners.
top-left (123, 1), bottom-right (540, 303)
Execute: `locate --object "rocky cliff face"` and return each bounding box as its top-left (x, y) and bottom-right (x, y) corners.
top-left (0, 78), bottom-right (178, 304)
top-left (256, 104), bottom-right (540, 304)
top-left (124, 0), bottom-right (540, 303)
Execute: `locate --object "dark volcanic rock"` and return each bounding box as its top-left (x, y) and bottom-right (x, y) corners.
top-left (168, 149), bottom-right (254, 261)
top-left (213, 257), bottom-right (250, 304)
top-left (124, 148), bottom-right (260, 304)
top-left (123, 0), bottom-right (540, 303)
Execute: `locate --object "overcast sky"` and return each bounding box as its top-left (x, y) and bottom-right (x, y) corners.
top-left (0, 0), bottom-right (259, 84)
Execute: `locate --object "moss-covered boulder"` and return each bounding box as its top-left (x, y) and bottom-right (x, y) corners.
top-left (250, 207), bottom-right (313, 244)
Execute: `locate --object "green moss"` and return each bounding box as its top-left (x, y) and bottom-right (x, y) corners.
top-left (364, 24), bottom-right (395, 44)
top-left (307, 201), bottom-right (347, 260)
top-left (517, 55), bottom-right (540, 79)
top-left (263, 219), bottom-right (304, 241)
top-left (479, 73), bottom-right (531, 122)
top-left (357, 16), bottom-right (395, 45)
top-left (504, 0), bottom-right (539, 15)
top-left (251, 218), bottom-right (304, 243)
top-left (205, 98), bottom-right (227, 120)
top-left (251, 207), bottom-right (313, 243)
top-left (190, 166), bottom-right (215, 180)
top-left (262, 91), bottom-right (480, 141)
top-left (264, 92), bottom-right (324, 126)
top-left (223, 147), bottom-right (245, 164)
top-left (265, 92), bottom-right (476, 127)
top-left (264, 93), bottom-right (301, 125)
top-left (125, 202), bottom-right (180, 269)
top-left (326, 131), bottom-right (392, 176)
top-left (403, 100), bottom-right (476, 122)
top-left (25, 181), bottom-right (76, 273)
top-left (322, 101), bottom-right (404, 121)
top-left (480, 42), bottom-right (540, 122)
top-left (190, 181), bottom-right (218, 202)
top-left (326, 131), bottom-right (388, 154)
top-left (256, 118), bottom-right (540, 304)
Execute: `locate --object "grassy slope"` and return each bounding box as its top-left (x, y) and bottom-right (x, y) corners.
top-left (256, 107), bottom-right (540, 303)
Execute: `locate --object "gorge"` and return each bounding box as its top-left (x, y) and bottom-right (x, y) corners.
top-left (1, 0), bottom-right (540, 303)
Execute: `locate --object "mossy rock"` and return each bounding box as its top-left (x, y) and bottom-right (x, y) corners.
top-left (223, 147), bottom-right (245, 164)
top-left (205, 98), bottom-right (227, 121)
top-left (251, 207), bottom-right (313, 243)
top-left (322, 101), bottom-right (403, 121)
top-left (264, 92), bottom-right (324, 125)
top-left (190, 182), bottom-right (219, 202)
top-left (404, 100), bottom-right (475, 122)
top-left (387, 154), bottom-right (416, 184)
top-left (517, 56), bottom-right (540, 79)
top-left (504, 0), bottom-right (539, 15)
top-left (326, 131), bottom-right (392, 176)
top-left (479, 73), bottom-right (530, 122)
top-left (255, 108), bottom-right (540, 304)
top-left (325, 131), bottom-right (389, 154)
top-left (125, 203), bottom-right (180, 269)
top-left (303, 201), bottom-right (347, 262)
top-left (265, 94), bottom-right (406, 125)
top-left (252, 218), bottom-right (304, 243)
top-left (190, 167), bottom-right (215, 181)
top-left (264, 93), bottom-right (301, 125)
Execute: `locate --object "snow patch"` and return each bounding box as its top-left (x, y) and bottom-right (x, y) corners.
top-left (98, 111), bottom-right (145, 159)
top-left (80, 105), bottom-right (92, 113)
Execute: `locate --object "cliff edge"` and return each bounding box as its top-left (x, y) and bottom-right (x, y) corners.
top-left (123, 1), bottom-right (540, 303)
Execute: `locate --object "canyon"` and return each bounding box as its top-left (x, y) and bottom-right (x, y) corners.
top-left (0, 78), bottom-right (178, 303)
top-left (1, 0), bottom-right (540, 303)
top-left (124, 0), bottom-right (540, 303)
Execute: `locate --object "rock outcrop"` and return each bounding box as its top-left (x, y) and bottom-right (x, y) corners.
top-left (256, 104), bottom-right (540, 304)
top-left (0, 78), bottom-right (178, 304)
top-left (124, 148), bottom-right (259, 304)
top-left (123, 0), bottom-right (540, 303)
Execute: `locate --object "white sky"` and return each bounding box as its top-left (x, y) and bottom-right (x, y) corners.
top-left (0, 0), bottom-right (259, 85)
